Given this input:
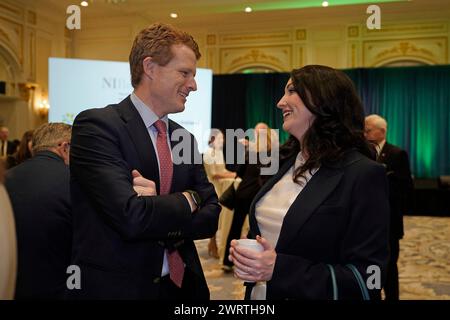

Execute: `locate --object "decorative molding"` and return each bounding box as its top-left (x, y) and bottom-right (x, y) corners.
top-left (348, 42), bottom-right (360, 68)
top-left (27, 29), bottom-right (35, 81)
top-left (362, 22), bottom-right (448, 37)
top-left (27, 10), bottom-right (36, 25)
top-left (363, 37), bottom-right (448, 66)
top-left (219, 32), bottom-right (292, 45)
top-left (206, 48), bottom-right (216, 71)
top-left (299, 46), bottom-right (304, 67)
top-left (0, 17), bottom-right (24, 65)
top-left (0, 2), bottom-right (24, 21)
top-left (220, 45), bottom-right (291, 73)
top-left (206, 34), bottom-right (216, 45)
top-left (348, 26), bottom-right (359, 38)
top-left (296, 29), bottom-right (306, 41)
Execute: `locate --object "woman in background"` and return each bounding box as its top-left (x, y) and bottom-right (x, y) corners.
top-left (203, 129), bottom-right (236, 258)
top-left (230, 65), bottom-right (389, 300)
top-left (6, 130), bottom-right (34, 169)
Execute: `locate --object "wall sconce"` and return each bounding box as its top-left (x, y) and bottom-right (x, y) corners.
top-left (37, 99), bottom-right (50, 119)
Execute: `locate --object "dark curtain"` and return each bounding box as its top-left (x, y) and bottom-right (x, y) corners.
top-left (344, 66), bottom-right (450, 178)
top-left (212, 66), bottom-right (450, 178)
top-left (245, 73), bottom-right (290, 143)
top-left (211, 74), bottom-right (247, 132)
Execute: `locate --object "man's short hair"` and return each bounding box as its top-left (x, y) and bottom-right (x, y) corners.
top-left (365, 114), bottom-right (388, 131)
top-left (129, 22), bottom-right (201, 88)
top-left (32, 123), bottom-right (72, 154)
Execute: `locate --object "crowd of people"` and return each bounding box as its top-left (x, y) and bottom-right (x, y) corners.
top-left (0, 22), bottom-right (413, 301)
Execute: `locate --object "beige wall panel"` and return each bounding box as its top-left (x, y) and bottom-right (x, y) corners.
top-left (312, 43), bottom-right (345, 68)
top-left (74, 39), bottom-right (132, 62)
top-left (347, 41), bottom-right (361, 68)
top-left (310, 27), bottom-right (345, 41)
top-left (218, 31), bottom-right (292, 46)
top-left (0, 17), bottom-right (23, 66)
top-left (36, 35), bottom-right (51, 93)
top-left (0, 2), bottom-right (24, 22)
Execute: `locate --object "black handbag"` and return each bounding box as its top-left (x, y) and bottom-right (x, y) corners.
top-left (219, 181), bottom-right (236, 210)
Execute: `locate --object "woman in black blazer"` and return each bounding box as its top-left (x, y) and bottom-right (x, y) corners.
top-left (229, 65), bottom-right (390, 300)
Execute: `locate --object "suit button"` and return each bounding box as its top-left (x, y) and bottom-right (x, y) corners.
top-left (153, 277), bottom-right (161, 284)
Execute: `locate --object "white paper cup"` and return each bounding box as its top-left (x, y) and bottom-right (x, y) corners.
top-left (236, 239), bottom-right (264, 252)
top-left (235, 239), bottom-right (264, 279)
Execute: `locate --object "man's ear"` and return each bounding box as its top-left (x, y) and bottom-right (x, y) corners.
top-left (142, 56), bottom-right (155, 80)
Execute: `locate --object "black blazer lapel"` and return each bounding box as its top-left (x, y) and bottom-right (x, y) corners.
top-left (377, 142), bottom-right (392, 163)
top-left (248, 156), bottom-right (297, 237)
top-left (115, 96), bottom-right (161, 192)
top-left (275, 165), bottom-right (343, 250)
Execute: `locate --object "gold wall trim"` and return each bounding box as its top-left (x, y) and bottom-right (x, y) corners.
top-left (348, 26), bottom-right (359, 38)
top-left (0, 2), bottom-right (23, 21)
top-left (219, 32), bottom-right (292, 45)
top-left (27, 11), bottom-right (36, 25)
top-left (296, 29), bottom-right (306, 41)
top-left (0, 17), bottom-right (24, 65)
top-left (206, 34), bottom-right (216, 45)
top-left (362, 22), bottom-right (448, 37)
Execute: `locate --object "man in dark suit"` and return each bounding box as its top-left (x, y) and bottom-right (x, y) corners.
top-left (365, 114), bottom-right (413, 300)
top-left (0, 126), bottom-right (16, 158)
top-left (69, 23), bottom-right (220, 300)
top-left (5, 123), bottom-right (72, 299)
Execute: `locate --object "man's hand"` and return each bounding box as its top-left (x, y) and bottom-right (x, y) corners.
top-left (132, 169), bottom-right (156, 196)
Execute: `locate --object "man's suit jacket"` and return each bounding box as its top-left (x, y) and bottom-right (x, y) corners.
top-left (377, 143), bottom-right (413, 240)
top-left (5, 151), bottom-right (72, 299)
top-left (245, 150), bottom-right (390, 300)
top-left (1, 140), bottom-right (15, 157)
top-left (69, 96), bottom-right (220, 299)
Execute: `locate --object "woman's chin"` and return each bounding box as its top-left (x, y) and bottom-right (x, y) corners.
top-left (282, 121), bottom-right (291, 134)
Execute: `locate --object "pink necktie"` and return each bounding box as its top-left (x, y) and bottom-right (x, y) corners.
top-left (154, 120), bottom-right (184, 288)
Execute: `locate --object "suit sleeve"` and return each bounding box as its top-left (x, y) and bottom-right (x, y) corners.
top-left (390, 149), bottom-right (414, 213)
top-left (267, 164), bottom-right (390, 300)
top-left (70, 109), bottom-right (205, 241)
top-left (185, 143), bottom-right (221, 240)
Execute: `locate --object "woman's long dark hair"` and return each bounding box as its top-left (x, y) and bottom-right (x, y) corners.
top-left (16, 130), bottom-right (34, 165)
top-left (280, 65), bottom-right (373, 184)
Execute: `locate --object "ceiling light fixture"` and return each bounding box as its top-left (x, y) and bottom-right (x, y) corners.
top-left (322, 1), bottom-right (329, 7)
top-left (170, 13), bottom-right (178, 18)
top-left (80, 1), bottom-right (89, 6)
top-left (244, 7), bottom-right (252, 13)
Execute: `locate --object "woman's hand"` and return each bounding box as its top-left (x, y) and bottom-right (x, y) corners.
top-left (229, 235), bottom-right (276, 282)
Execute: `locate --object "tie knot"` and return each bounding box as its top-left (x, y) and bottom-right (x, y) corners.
top-left (154, 120), bottom-right (167, 135)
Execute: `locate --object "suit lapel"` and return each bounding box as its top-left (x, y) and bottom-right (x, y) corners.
top-left (377, 142), bottom-right (391, 163)
top-left (116, 96), bottom-right (161, 192)
top-left (275, 166), bottom-right (343, 250)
